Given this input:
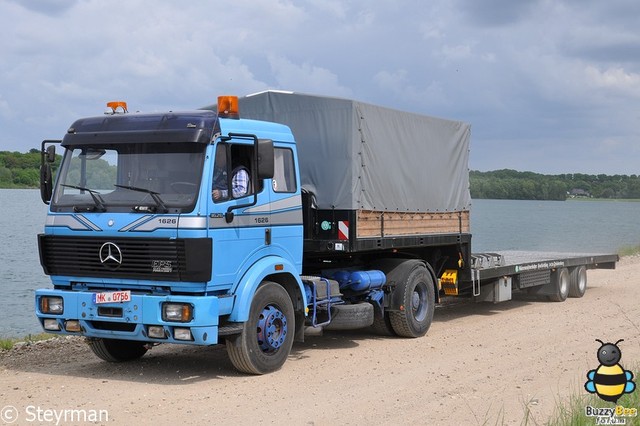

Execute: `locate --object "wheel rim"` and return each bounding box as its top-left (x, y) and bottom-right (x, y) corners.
top-left (560, 272), bottom-right (569, 295)
top-left (256, 305), bottom-right (288, 353)
top-left (411, 283), bottom-right (428, 322)
top-left (578, 271), bottom-right (587, 293)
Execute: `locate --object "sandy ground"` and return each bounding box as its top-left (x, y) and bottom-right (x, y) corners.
top-left (1, 256), bottom-right (639, 426)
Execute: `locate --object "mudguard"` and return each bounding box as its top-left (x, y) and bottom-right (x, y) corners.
top-left (376, 259), bottom-right (438, 311)
top-left (229, 255), bottom-right (307, 322)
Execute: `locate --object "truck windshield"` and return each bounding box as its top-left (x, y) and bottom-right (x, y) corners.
top-left (51, 143), bottom-right (206, 213)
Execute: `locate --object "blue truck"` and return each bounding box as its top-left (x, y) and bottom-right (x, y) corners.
top-left (36, 91), bottom-right (617, 374)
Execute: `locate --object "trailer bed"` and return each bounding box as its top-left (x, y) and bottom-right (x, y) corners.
top-left (472, 250), bottom-right (618, 281)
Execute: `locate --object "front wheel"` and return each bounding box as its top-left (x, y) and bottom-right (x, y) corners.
top-left (226, 281), bottom-right (295, 375)
top-left (87, 338), bottom-right (148, 362)
top-left (389, 266), bottom-right (435, 338)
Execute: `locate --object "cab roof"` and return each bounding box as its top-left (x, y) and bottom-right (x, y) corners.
top-left (62, 110), bottom-right (219, 146)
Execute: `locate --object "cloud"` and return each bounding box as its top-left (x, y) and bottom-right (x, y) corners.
top-left (440, 43), bottom-right (474, 61)
top-left (10, 0), bottom-right (77, 16)
top-left (0, 0), bottom-right (638, 174)
top-left (558, 18), bottom-right (640, 65)
top-left (0, 95), bottom-right (11, 120)
top-left (585, 66), bottom-right (640, 96)
top-left (267, 55), bottom-right (352, 97)
top-left (373, 69), bottom-right (449, 110)
top-left (455, 0), bottom-right (541, 27)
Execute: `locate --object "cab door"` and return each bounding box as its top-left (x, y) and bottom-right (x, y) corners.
top-left (207, 139), bottom-right (271, 289)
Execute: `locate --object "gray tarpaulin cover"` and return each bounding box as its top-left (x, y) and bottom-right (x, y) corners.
top-left (237, 91), bottom-right (471, 213)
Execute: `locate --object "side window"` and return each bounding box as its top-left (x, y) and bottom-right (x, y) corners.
top-left (212, 142), bottom-right (264, 202)
top-left (272, 148), bottom-right (297, 193)
top-left (212, 144), bottom-right (229, 202)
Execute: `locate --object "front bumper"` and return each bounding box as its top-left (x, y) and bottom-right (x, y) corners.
top-left (35, 289), bottom-right (228, 345)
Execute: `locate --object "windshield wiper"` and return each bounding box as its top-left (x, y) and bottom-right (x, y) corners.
top-left (114, 184), bottom-right (169, 213)
top-left (61, 184), bottom-right (107, 212)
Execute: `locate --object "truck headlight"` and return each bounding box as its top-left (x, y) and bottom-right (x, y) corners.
top-left (148, 326), bottom-right (167, 339)
top-left (173, 328), bottom-right (193, 341)
top-left (162, 303), bottom-right (193, 322)
top-left (64, 320), bottom-right (81, 332)
top-left (43, 319), bottom-right (61, 331)
top-left (40, 296), bottom-right (64, 314)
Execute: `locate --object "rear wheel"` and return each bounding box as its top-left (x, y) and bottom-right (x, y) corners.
top-left (226, 281), bottom-right (295, 375)
top-left (371, 308), bottom-right (396, 336)
top-left (389, 266), bottom-right (435, 338)
top-left (87, 338), bottom-right (148, 362)
top-left (548, 267), bottom-right (570, 302)
top-left (568, 265), bottom-right (587, 298)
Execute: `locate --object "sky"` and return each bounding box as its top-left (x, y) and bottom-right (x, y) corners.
top-left (1, 0), bottom-right (639, 174)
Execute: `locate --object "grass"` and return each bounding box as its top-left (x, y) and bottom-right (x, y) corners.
top-left (477, 364), bottom-right (639, 426)
top-left (546, 363), bottom-right (639, 426)
top-left (618, 245), bottom-right (640, 257)
top-left (0, 332), bottom-right (57, 350)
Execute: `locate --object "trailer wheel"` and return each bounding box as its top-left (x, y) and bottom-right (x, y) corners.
top-left (548, 267), bottom-right (570, 302)
top-left (87, 338), bottom-right (148, 362)
top-left (226, 281), bottom-right (294, 375)
top-left (389, 266), bottom-right (435, 338)
top-left (568, 266), bottom-right (587, 298)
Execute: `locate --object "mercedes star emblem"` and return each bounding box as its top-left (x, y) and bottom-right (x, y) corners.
top-left (99, 242), bottom-right (123, 268)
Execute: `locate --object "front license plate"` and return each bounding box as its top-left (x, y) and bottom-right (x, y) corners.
top-left (93, 290), bottom-right (131, 304)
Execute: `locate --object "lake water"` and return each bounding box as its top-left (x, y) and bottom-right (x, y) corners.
top-left (1, 189), bottom-right (50, 338)
top-left (471, 198), bottom-right (640, 253)
top-left (1, 190), bottom-right (639, 338)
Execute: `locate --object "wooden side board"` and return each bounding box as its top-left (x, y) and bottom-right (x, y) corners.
top-left (356, 210), bottom-right (470, 238)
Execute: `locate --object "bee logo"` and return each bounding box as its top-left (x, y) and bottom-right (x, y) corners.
top-left (585, 339), bottom-right (636, 403)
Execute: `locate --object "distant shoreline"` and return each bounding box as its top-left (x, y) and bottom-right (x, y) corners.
top-left (4, 186), bottom-right (640, 203)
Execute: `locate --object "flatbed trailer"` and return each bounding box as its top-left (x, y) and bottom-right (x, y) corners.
top-left (466, 251), bottom-right (618, 303)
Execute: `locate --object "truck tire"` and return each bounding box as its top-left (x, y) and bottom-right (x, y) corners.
top-left (87, 338), bottom-right (148, 362)
top-left (568, 265), bottom-right (587, 298)
top-left (371, 309), bottom-right (396, 336)
top-left (226, 281), bottom-right (295, 375)
top-left (389, 265), bottom-right (435, 338)
top-left (548, 267), bottom-right (570, 302)
top-left (323, 303), bottom-right (374, 331)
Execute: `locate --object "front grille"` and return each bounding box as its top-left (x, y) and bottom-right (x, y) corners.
top-left (39, 235), bottom-right (211, 282)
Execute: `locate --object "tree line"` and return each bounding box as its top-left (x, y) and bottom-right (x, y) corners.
top-left (470, 169), bottom-right (640, 200)
top-left (0, 150), bottom-right (61, 188)
top-left (1, 150), bottom-right (639, 200)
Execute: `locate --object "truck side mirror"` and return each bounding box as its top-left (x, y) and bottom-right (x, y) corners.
top-left (46, 145), bottom-right (56, 163)
top-left (257, 139), bottom-right (274, 180)
top-left (40, 141), bottom-right (60, 204)
top-left (40, 163), bottom-right (52, 204)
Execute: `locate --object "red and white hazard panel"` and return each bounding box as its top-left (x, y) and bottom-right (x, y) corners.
top-left (338, 221), bottom-right (349, 240)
